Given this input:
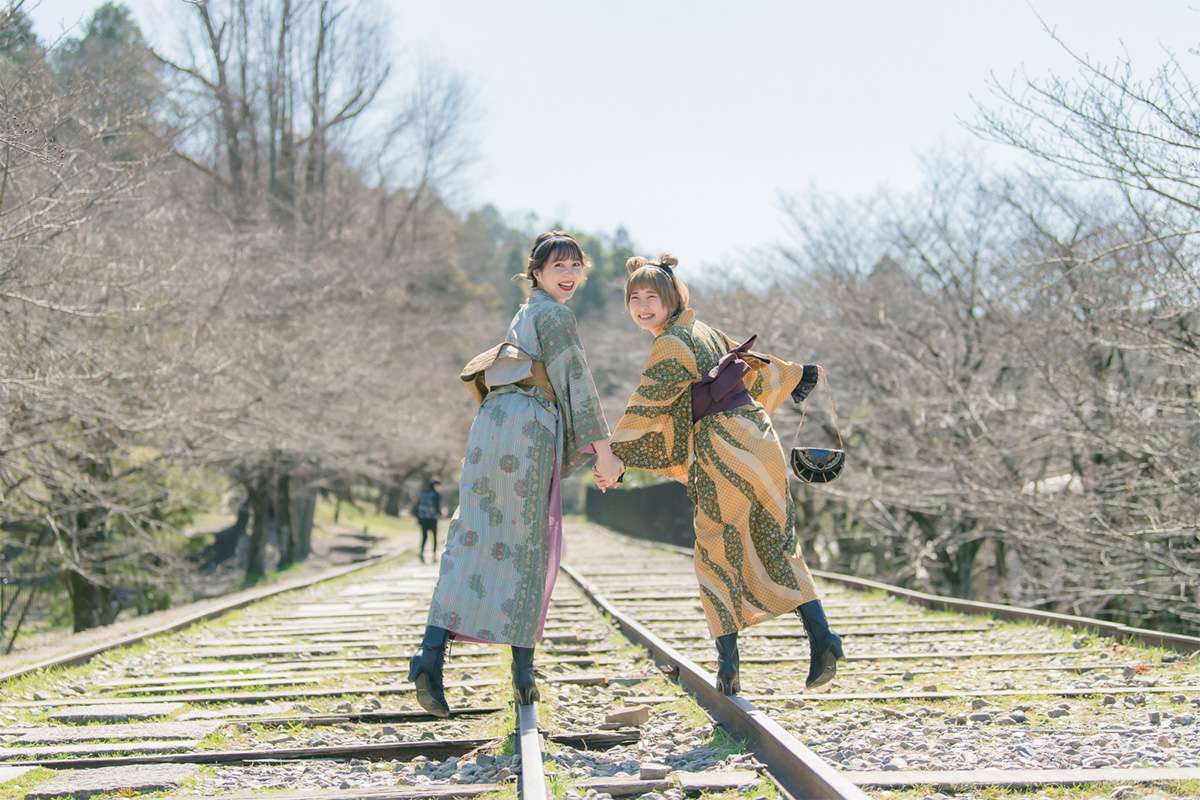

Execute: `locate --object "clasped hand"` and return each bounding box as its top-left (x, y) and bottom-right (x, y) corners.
top-left (592, 451), bottom-right (625, 492)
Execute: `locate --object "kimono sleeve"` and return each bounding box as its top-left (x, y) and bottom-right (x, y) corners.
top-left (610, 334), bottom-right (700, 485)
top-left (536, 302), bottom-right (610, 476)
top-left (716, 329), bottom-right (808, 416)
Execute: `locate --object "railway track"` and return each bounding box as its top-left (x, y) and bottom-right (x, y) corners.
top-left (564, 522), bottom-right (1200, 799)
top-left (0, 529), bottom-right (784, 799)
top-left (0, 520), bottom-right (1197, 799)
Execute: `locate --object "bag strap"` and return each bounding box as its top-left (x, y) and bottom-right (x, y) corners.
top-left (790, 368), bottom-right (844, 451)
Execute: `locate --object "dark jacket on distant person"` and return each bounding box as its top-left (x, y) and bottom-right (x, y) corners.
top-left (414, 487), bottom-right (441, 522)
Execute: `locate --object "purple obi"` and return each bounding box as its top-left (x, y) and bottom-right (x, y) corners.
top-left (691, 335), bottom-right (758, 423)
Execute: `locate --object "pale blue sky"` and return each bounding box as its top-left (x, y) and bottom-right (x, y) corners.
top-left (32, 1), bottom-right (1200, 267)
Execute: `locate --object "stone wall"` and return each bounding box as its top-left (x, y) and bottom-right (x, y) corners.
top-left (584, 482), bottom-right (695, 548)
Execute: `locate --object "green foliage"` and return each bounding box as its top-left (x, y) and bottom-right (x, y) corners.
top-left (0, 4), bottom-right (40, 63)
top-left (453, 207), bottom-right (637, 318)
top-left (0, 767), bottom-right (54, 800)
top-left (557, 225), bottom-right (635, 320)
top-left (455, 204), bottom-right (531, 309)
top-left (51, 2), bottom-right (163, 159)
top-left (313, 496), bottom-right (417, 537)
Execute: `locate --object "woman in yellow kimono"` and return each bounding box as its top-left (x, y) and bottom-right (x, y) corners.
top-left (604, 253), bottom-right (843, 694)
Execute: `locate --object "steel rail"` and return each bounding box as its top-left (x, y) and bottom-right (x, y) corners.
top-left (561, 562), bottom-right (868, 800)
top-left (810, 568), bottom-right (1200, 654)
top-left (583, 530), bottom-right (1200, 793)
top-left (516, 701), bottom-right (548, 800)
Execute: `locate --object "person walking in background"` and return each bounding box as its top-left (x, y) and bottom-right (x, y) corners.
top-left (598, 251), bottom-right (843, 695)
top-left (407, 231), bottom-right (624, 717)
top-left (414, 479), bottom-right (443, 563)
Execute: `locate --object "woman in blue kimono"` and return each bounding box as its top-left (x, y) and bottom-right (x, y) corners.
top-left (408, 231), bottom-right (624, 716)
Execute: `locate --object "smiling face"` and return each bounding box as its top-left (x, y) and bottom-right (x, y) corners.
top-left (625, 262), bottom-right (683, 335)
top-left (628, 286), bottom-right (671, 334)
top-left (536, 253), bottom-right (586, 303)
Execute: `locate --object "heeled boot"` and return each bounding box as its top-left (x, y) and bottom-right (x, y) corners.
top-left (796, 599), bottom-right (844, 689)
top-left (714, 632), bottom-right (740, 695)
top-left (407, 625), bottom-right (452, 717)
top-left (511, 646), bottom-right (539, 705)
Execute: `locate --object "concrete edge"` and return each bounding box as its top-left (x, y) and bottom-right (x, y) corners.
top-left (0, 549), bottom-right (412, 685)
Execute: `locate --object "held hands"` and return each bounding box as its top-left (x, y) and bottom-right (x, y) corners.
top-left (591, 451), bottom-right (625, 492)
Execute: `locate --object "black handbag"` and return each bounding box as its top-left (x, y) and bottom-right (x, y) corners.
top-left (789, 369), bottom-right (845, 484)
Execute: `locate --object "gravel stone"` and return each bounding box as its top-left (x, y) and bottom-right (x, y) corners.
top-left (639, 762), bottom-right (671, 779)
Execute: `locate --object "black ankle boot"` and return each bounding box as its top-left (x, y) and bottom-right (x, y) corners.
top-left (511, 646), bottom-right (539, 705)
top-left (796, 600), bottom-right (843, 689)
top-left (407, 626), bottom-right (452, 717)
top-left (714, 632), bottom-right (740, 695)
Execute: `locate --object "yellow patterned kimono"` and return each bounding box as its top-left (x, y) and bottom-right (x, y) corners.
top-left (610, 309), bottom-right (820, 637)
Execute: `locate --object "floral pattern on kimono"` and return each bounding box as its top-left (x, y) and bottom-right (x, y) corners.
top-left (427, 289), bottom-right (608, 647)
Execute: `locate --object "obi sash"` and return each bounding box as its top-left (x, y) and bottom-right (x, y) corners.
top-left (691, 335), bottom-right (760, 423)
top-left (460, 342), bottom-right (558, 406)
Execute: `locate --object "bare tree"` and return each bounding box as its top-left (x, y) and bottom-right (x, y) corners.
top-left (753, 141), bottom-right (1199, 632)
top-left (0, 0), bottom-right (202, 633)
top-left (1, 0), bottom-right (480, 645)
top-left (142, 0), bottom-right (478, 580)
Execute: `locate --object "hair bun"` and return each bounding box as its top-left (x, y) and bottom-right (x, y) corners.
top-left (658, 251), bottom-right (679, 269)
top-left (626, 256), bottom-right (649, 274)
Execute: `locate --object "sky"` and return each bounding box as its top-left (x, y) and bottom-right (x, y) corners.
top-left (30, 0), bottom-right (1200, 269)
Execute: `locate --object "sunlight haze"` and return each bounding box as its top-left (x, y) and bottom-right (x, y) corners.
top-left (32, 0), bottom-right (1200, 268)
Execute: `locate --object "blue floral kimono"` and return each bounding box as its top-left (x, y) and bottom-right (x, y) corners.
top-left (426, 290), bottom-right (609, 647)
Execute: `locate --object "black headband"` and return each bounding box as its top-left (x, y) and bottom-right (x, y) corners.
top-left (532, 235), bottom-right (573, 260)
top-left (650, 261), bottom-right (674, 278)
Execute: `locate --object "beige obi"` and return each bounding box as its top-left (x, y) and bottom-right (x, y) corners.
top-left (460, 342), bottom-right (558, 406)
